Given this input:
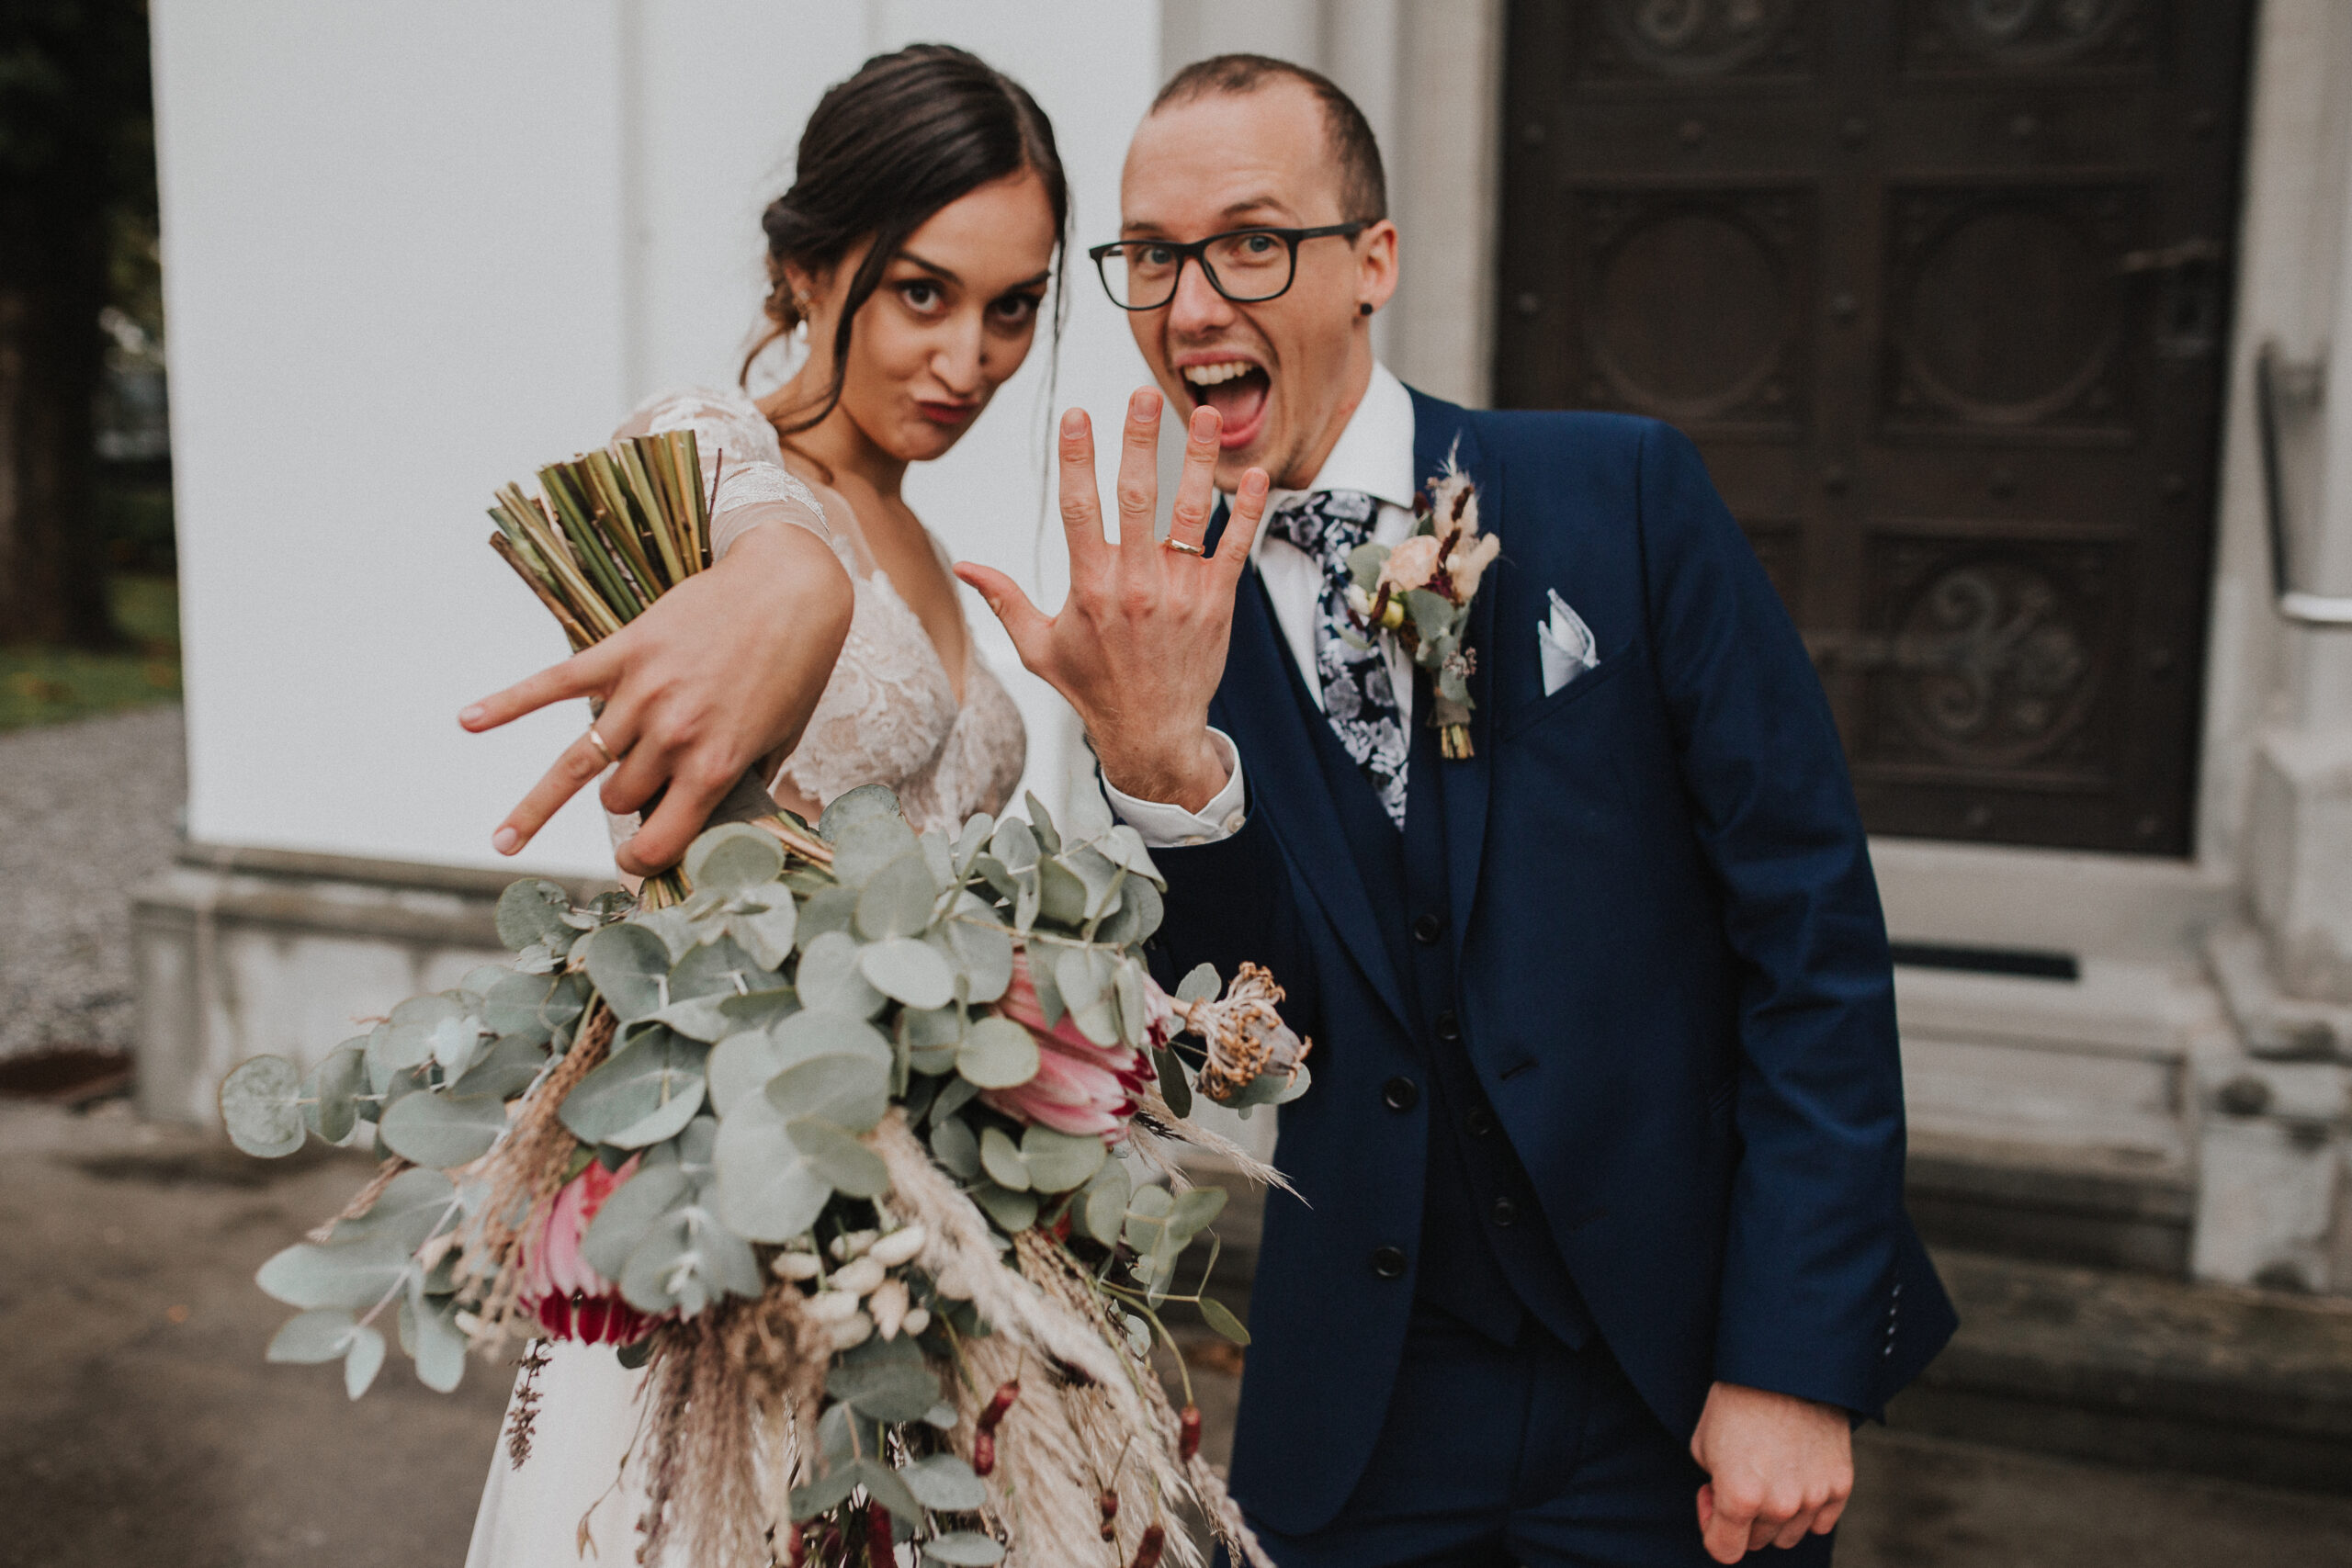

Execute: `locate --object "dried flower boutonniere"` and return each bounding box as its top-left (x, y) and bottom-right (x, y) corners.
top-left (1342, 457), bottom-right (1497, 759)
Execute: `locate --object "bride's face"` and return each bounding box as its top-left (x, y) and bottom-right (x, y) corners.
top-left (807, 170), bottom-right (1057, 465)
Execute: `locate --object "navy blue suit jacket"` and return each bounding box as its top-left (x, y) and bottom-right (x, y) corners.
top-left (1154, 389), bottom-right (1957, 1537)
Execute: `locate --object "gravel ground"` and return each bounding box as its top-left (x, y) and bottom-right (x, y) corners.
top-left (0, 705), bottom-right (185, 1058)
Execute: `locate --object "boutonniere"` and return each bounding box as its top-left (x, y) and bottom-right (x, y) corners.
top-left (1342, 455), bottom-right (1498, 759)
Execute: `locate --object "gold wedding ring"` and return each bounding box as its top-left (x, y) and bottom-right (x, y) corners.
top-left (587, 726), bottom-right (617, 768)
top-left (1163, 536), bottom-right (1207, 557)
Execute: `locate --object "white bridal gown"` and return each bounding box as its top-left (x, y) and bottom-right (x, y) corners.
top-left (464, 386), bottom-right (1026, 1566)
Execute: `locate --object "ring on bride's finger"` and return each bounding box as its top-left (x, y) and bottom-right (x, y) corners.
top-left (1162, 536), bottom-right (1207, 557)
top-left (586, 726), bottom-right (618, 768)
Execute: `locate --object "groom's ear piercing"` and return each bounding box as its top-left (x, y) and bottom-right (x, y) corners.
top-left (1359, 302), bottom-right (1374, 316)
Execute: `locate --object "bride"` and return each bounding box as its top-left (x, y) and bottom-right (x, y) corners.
top-left (461, 43), bottom-right (1063, 1562)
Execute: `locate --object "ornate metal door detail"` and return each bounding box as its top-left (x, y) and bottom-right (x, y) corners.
top-left (1497, 0), bottom-right (2251, 853)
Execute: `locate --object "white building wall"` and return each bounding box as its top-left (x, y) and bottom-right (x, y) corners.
top-left (153, 0), bottom-right (1161, 882)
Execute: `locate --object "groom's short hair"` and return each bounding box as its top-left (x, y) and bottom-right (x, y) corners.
top-left (1150, 54), bottom-right (1387, 225)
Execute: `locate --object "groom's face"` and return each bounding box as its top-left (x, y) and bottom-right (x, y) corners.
top-left (1120, 82), bottom-right (1396, 491)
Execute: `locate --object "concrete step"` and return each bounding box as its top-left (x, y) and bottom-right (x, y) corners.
top-left (1891, 1248), bottom-right (2352, 1493)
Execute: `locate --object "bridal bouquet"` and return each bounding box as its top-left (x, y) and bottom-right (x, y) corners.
top-left (1343, 457), bottom-right (1498, 759)
top-left (216, 434), bottom-right (1311, 1568)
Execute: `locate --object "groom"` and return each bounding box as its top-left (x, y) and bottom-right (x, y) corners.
top-left (958, 55), bottom-right (1956, 1567)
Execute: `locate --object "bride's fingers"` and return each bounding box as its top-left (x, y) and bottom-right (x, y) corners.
top-left (460, 638), bottom-right (623, 732)
top-left (616, 765), bottom-right (732, 876)
top-left (1113, 386), bottom-right (1164, 559)
top-left (1208, 468), bottom-right (1272, 584)
top-left (492, 718), bottom-right (634, 856)
top-left (1164, 404), bottom-right (1221, 557)
top-left (955, 564), bottom-right (1054, 676)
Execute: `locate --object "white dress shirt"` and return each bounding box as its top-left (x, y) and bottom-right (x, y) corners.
top-left (1106, 362), bottom-right (1419, 846)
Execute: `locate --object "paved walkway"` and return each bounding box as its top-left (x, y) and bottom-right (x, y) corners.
top-left (0, 705), bottom-right (184, 1058)
top-left (6, 1100), bottom-right (2351, 1568)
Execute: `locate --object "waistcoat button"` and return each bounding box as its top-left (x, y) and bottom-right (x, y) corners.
top-left (1382, 1076), bottom-right (1419, 1111)
top-left (1370, 1246), bottom-right (1408, 1280)
top-left (1434, 1010), bottom-right (1463, 1045)
top-left (1412, 913), bottom-right (1443, 945)
top-left (1464, 1106), bottom-right (1495, 1138)
top-left (1490, 1196), bottom-right (1518, 1228)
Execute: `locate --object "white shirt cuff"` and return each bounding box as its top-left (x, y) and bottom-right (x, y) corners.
top-left (1102, 728), bottom-right (1250, 847)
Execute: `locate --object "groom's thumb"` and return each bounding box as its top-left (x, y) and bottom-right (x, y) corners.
top-left (954, 563), bottom-right (1051, 670)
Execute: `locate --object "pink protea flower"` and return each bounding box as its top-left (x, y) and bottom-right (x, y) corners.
top-left (978, 952), bottom-right (1158, 1142)
top-left (521, 1154), bottom-right (656, 1345)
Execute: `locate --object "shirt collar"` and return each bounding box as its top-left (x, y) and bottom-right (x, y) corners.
top-left (1244, 362), bottom-right (1418, 556)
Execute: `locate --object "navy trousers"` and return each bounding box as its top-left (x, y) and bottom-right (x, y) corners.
top-left (1240, 1306), bottom-right (1837, 1568)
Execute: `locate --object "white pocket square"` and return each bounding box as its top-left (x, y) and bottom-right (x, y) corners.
top-left (1536, 589), bottom-right (1600, 696)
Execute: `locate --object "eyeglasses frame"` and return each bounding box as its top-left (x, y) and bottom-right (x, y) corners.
top-left (1087, 222), bottom-right (1371, 312)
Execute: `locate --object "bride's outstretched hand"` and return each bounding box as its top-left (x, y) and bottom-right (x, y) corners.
top-left (459, 522), bottom-right (854, 876)
top-left (956, 388), bottom-right (1269, 812)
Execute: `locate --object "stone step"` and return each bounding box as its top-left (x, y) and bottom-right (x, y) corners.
top-left (1892, 1248), bottom-right (2352, 1493)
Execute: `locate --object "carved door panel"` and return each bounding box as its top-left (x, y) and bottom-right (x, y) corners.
top-left (1495, 0), bottom-right (2252, 854)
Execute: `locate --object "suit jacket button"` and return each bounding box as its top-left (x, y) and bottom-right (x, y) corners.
top-left (1489, 1196), bottom-right (1518, 1227)
top-left (1383, 1076), bottom-right (1419, 1111)
top-left (1371, 1246), bottom-right (1408, 1280)
top-left (1412, 913), bottom-right (1443, 945)
top-left (1464, 1106), bottom-right (1494, 1138)
top-left (1434, 1010), bottom-right (1463, 1046)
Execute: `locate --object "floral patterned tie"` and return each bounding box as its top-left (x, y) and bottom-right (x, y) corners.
top-left (1264, 489), bottom-right (1408, 829)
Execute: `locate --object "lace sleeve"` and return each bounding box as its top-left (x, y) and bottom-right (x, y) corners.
top-left (622, 387), bottom-right (829, 559)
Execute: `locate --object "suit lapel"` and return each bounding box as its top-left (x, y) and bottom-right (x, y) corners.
top-left (1409, 390), bottom-right (1500, 955)
top-left (1214, 558), bottom-right (1414, 1035)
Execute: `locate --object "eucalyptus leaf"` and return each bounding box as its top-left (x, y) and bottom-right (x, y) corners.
top-left (861, 937), bottom-right (955, 1009)
top-left (494, 878), bottom-right (573, 952)
top-left (710, 1098), bottom-right (832, 1243)
top-left (794, 931), bottom-right (888, 1019)
top-left (1091, 874), bottom-right (1163, 947)
top-left (830, 815), bottom-right (921, 889)
top-left (825, 1354), bottom-right (943, 1424)
top-left (944, 908), bottom-right (1013, 1003)
top-left (683, 822), bottom-right (786, 894)
top-left (1197, 1294), bottom-right (1250, 1346)
top-left (769, 1008), bottom-right (893, 1074)
top-left (707, 1030), bottom-right (784, 1117)
top-left (379, 1088), bottom-right (509, 1168)
top-left (729, 897), bottom-right (798, 970)
top-left (1152, 1045), bottom-right (1193, 1120)
top-left (256, 1236), bottom-right (413, 1311)
top-left (331, 1168), bottom-right (457, 1252)
top-left (899, 1452), bottom-right (988, 1513)
top-left (794, 885), bottom-right (858, 944)
top-left (857, 851), bottom-right (941, 940)
top-left (1020, 1124), bottom-right (1106, 1194)
top-left (220, 1055), bottom-right (307, 1158)
top-left (1176, 963), bottom-right (1221, 1005)
top-left (763, 1052), bottom-right (888, 1134)
top-left (1080, 1158), bottom-right (1131, 1247)
top-left (978, 1125), bottom-right (1029, 1191)
top-left (1346, 538), bottom-right (1386, 592)
top-left (582, 1161), bottom-right (692, 1277)
top-left (1035, 857), bottom-right (1088, 927)
top-left (407, 1276), bottom-right (469, 1392)
top-left (818, 782), bottom-right (903, 841)
top-left (617, 1200), bottom-right (763, 1316)
top-left (970, 1181), bottom-right (1038, 1234)
top-left (956, 1017), bottom-right (1039, 1089)
top-left (988, 817), bottom-right (1037, 872)
top-left (921, 825), bottom-right (956, 890)
top-left (483, 970), bottom-right (583, 1045)
top-left (786, 1116), bottom-right (889, 1197)
top-left (922, 1533), bottom-right (1006, 1566)
top-left (952, 813), bottom-right (994, 877)
top-left (266, 1308), bottom-right (359, 1364)
top-left (300, 1043), bottom-right (368, 1145)
top-left (854, 1456), bottom-right (924, 1525)
top-left (1098, 823), bottom-right (1165, 889)
top-left (789, 1464), bottom-right (862, 1522)
top-left (669, 935), bottom-right (759, 1000)
top-left (1024, 791), bottom-right (1060, 853)
top-left (450, 1032), bottom-right (548, 1101)
top-left (343, 1325), bottom-right (387, 1400)
top-left (560, 1029), bottom-right (707, 1148)
top-left (582, 922), bottom-right (672, 1022)
top-left (929, 1113), bottom-right (981, 1179)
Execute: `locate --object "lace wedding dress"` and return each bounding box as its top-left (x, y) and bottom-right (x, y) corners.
top-left (464, 386), bottom-right (1025, 1567)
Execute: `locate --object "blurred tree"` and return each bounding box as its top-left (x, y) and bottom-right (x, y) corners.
top-left (0, 0), bottom-right (153, 648)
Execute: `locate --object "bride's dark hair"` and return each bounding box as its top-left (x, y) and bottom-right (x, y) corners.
top-left (745, 43), bottom-right (1069, 434)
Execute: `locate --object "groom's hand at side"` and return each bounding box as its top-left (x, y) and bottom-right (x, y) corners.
top-left (1690, 1382), bottom-right (1853, 1562)
top-left (957, 387), bottom-right (1270, 810)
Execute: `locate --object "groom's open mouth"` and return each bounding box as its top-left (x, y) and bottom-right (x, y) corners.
top-left (1180, 356), bottom-right (1272, 451)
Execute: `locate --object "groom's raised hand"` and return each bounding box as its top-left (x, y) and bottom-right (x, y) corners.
top-left (956, 387), bottom-right (1269, 811)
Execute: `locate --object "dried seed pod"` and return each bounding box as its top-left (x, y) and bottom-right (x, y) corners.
top-left (865, 1499), bottom-right (893, 1568)
top-left (972, 1429), bottom-right (996, 1477)
top-left (1099, 1489), bottom-right (1120, 1541)
top-left (977, 1378), bottom-right (1020, 1434)
top-left (1131, 1523), bottom-right (1167, 1568)
top-left (1178, 1403), bottom-right (1202, 1462)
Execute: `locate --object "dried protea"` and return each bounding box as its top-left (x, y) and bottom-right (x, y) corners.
top-left (1165, 964), bottom-right (1310, 1102)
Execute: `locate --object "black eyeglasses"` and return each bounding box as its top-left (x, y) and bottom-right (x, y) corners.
top-left (1089, 223), bottom-right (1369, 311)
